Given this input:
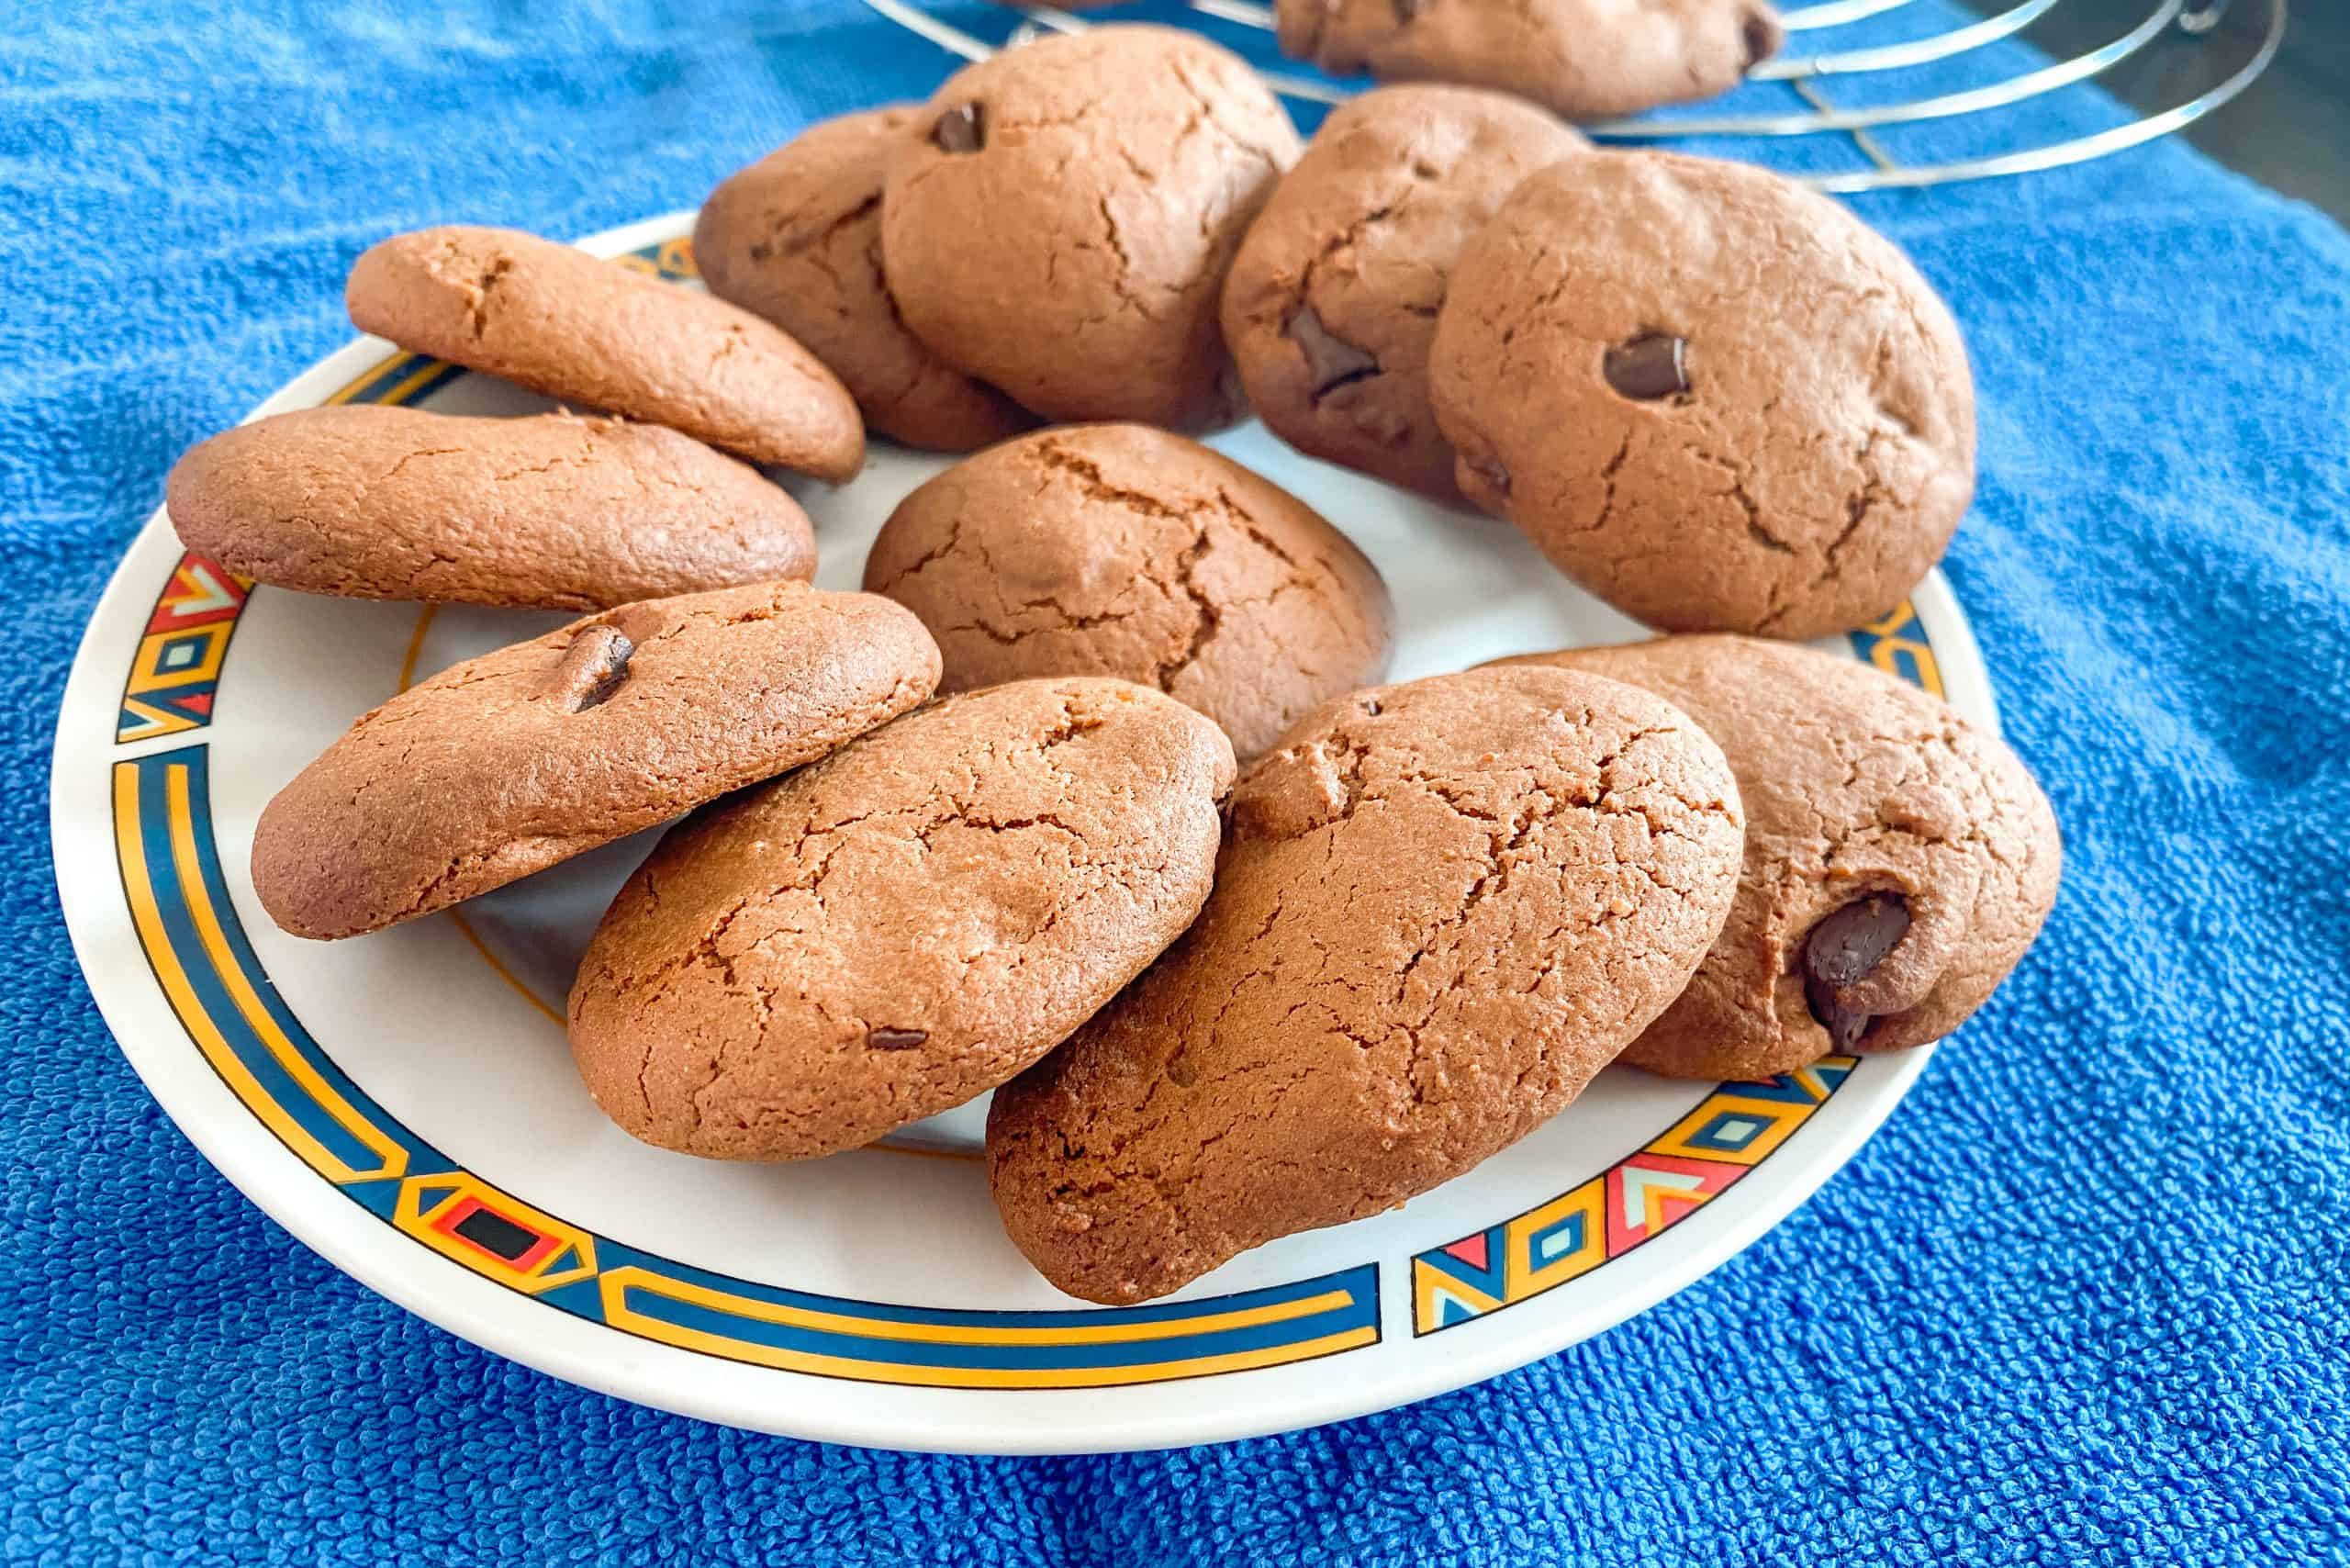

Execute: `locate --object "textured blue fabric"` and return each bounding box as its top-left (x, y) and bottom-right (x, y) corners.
top-left (7, 2), bottom-right (2348, 1562)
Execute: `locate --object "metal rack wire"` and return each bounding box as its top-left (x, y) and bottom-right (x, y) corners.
top-left (856, 0), bottom-right (2287, 192)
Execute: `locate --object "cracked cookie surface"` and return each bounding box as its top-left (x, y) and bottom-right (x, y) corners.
top-left (863, 423), bottom-right (1393, 758)
top-left (345, 225), bottom-right (865, 479)
top-left (252, 580), bottom-right (939, 940)
top-left (695, 107), bottom-right (1035, 453)
top-left (1491, 636), bottom-right (2060, 1078)
top-left (167, 407), bottom-right (815, 610)
top-left (1275, 0), bottom-right (1783, 121)
top-left (1222, 84), bottom-right (1587, 500)
top-left (568, 678), bottom-right (1237, 1161)
top-left (1428, 152), bottom-right (1976, 639)
top-left (985, 665), bottom-right (1745, 1304)
top-left (879, 27), bottom-right (1300, 429)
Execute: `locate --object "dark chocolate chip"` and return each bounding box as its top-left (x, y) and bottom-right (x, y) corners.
top-left (568, 629), bottom-right (634, 712)
top-left (1463, 455), bottom-right (1511, 497)
top-left (1801, 893), bottom-right (1911, 1049)
top-left (867, 1026), bottom-right (929, 1050)
top-left (932, 103), bottom-right (984, 153)
top-left (1741, 9), bottom-right (1785, 70)
top-left (1285, 306), bottom-right (1379, 399)
top-left (1391, 0), bottom-right (1426, 22)
top-left (1604, 333), bottom-right (1691, 400)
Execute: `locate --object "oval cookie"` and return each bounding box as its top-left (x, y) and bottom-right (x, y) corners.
top-left (1222, 84), bottom-right (1588, 499)
top-left (1428, 152), bottom-right (1976, 639)
top-left (345, 225), bottom-right (865, 479)
top-left (695, 108), bottom-right (1035, 453)
top-left (986, 666), bottom-right (1746, 1303)
top-left (880, 27), bottom-right (1300, 429)
top-left (252, 581), bottom-right (939, 940)
top-left (1491, 636), bottom-right (2061, 1078)
top-left (568, 678), bottom-right (1237, 1161)
top-left (863, 423), bottom-right (1393, 758)
top-left (167, 407), bottom-right (815, 610)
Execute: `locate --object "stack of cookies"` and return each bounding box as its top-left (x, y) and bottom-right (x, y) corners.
top-left (167, 24), bottom-right (2060, 1306)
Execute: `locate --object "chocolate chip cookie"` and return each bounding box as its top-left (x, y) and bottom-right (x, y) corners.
top-left (880, 27), bottom-right (1300, 429)
top-left (569, 678), bottom-right (1237, 1161)
top-left (1428, 152), bottom-right (1976, 640)
top-left (1222, 84), bottom-right (1588, 500)
top-left (695, 108), bottom-right (1035, 453)
top-left (167, 407), bottom-right (815, 610)
top-left (1275, 0), bottom-right (1783, 120)
top-left (252, 581), bottom-right (939, 940)
top-left (1490, 635), bottom-right (2060, 1079)
top-left (986, 665), bottom-right (1745, 1303)
top-left (346, 225), bottom-right (865, 480)
top-left (863, 423), bottom-right (1393, 758)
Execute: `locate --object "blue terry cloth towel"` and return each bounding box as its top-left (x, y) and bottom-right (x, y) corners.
top-left (5, 1), bottom-right (2347, 1563)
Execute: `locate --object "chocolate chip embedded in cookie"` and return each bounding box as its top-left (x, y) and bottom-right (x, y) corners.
top-left (252, 581), bottom-right (939, 940)
top-left (863, 423), bottom-right (1392, 758)
top-left (1489, 635), bottom-right (2061, 1078)
top-left (880, 27), bottom-right (1301, 429)
top-left (568, 678), bottom-right (1237, 1161)
top-left (167, 407), bottom-right (815, 610)
top-left (985, 666), bottom-right (1745, 1304)
top-left (695, 108), bottom-right (1035, 453)
top-left (1222, 84), bottom-right (1588, 500)
top-left (1428, 152), bottom-right (1975, 639)
top-left (1275, 0), bottom-right (1783, 121)
top-left (345, 225), bottom-right (865, 480)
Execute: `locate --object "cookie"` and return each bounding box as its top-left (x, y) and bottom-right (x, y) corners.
top-left (1275, 0), bottom-right (1783, 121)
top-left (252, 581), bottom-right (939, 940)
top-left (1489, 635), bottom-right (2061, 1078)
top-left (880, 27), bottom-right (1300, 429)
top-left (166, 407), bottom-right (814, 611)
top-left (1221, 85), bottom-right (1587, 500)
top-left (863, 423), bottom-right (1393, 758)
top-left (695, 108), bottom-right (1035, 453)
top-left (986, 666), bottom-right (1745, 1304)
top-left (569, 678), bottom-right (1237, 1161)
top-left (345, 225), bottom-right (865, 480)
top-left (1428, 152), bottom-right (1976, 640)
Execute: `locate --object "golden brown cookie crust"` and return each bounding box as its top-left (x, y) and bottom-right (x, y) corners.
top-left (568, 678), bottom-right (1237, 1161)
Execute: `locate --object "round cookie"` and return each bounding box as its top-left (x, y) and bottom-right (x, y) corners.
top-left (168, 407), bottom-right (815, 611)
top-left (252, 581), bottom-right (939, 940)
top-left (863, 423), bottom-right (1393, 758)
top-left (346, 225), bottom-right (865, 480)
top-left (695, 108), bottom-right (1035, 453)
top-left (569, 678), bottom-right (1237, 1161)
top-left (1221, 85), bottom-right (1588, 500)
top-left (986, 666), bottom-right (1746, 1304)
top-left (1428, 152), bottom-right (1976, 640)
top-left (880, 27), bottom-right (1301, 430)
top-left (1489, 636), bottom-right (2061, 1079)
top-left (1274, 0), bottom-right (1783, 121)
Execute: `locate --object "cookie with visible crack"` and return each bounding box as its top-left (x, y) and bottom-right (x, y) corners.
top-left (1221, 84), bottom-right (1587, 500)
top-left (345, 225), bottom-right (865, 480)
top-left (1428, 152), bottom-right (1976, 639)
top-left (568, 678), bottom-right (1237, 1161)
top-left (695, 107), bottom-right (1035, 453)
top-left (1486, 635), bottom-right (2060, 1079)
top-left (1274, 0), bottom-right (1783, 121)
top-left (986, 664), bottom-right (1745, 1304)
top-left (167, 407), bottom-right (816, 610)
top-left (862, 423), bottom-right (1393, 758)
top-left (880, 27), bottom-right (1301, 429)
top-left (252, 581), bottom-right (939, 940)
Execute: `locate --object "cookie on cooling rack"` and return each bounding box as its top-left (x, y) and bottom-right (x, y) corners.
top-left (880, 26), bottom-right (1300, 429)
top-left (346, 225), bottom-right (866, 480)
top-left (1275, 0), bottom-right (1783, 121)
top-left (1428, 151), bottom-right (1976, 640)
top-left (569, 678), bottom-right (1236, 1162)
top-left (862, 423), bottom-right (1393, 758)
top-left (986, 666), bottom-right (1745, 1304)
top-left (1221, 84), bottom-right (1588, 500)
top-left (1487, 636), bottom-right (2061, 1081)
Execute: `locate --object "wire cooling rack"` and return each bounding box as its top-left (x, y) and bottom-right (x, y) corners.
top-left (856, 0), bottom-right (2287, 192)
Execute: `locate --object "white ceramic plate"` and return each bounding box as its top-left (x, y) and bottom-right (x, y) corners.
top-left (51, 213), bottom-right (1994, 1454)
